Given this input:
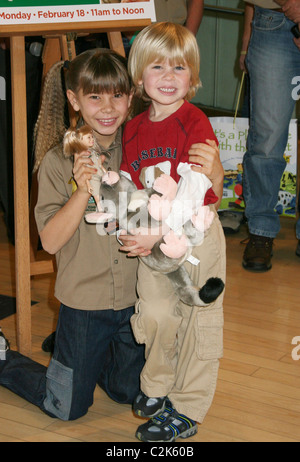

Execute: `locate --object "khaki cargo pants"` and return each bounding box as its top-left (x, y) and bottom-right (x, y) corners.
top-left (131, 212), bottom-right (226, 423)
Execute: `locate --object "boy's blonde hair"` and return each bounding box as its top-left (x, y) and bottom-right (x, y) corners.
top-left (128, 22), bottom-right (202, 102)
top-left (33, 49), bottom-right (133, 171)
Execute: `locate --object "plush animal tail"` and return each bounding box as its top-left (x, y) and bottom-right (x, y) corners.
top-left (166, 267), bottom-right (225, 307)
top-left (199, 278), bottom-right (225, 304)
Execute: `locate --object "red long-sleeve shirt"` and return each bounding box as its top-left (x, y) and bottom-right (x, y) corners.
top-left (120, 100), bottom-right (218, 205)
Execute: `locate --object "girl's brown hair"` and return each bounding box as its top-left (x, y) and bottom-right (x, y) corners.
top-left (33, 49), bottom-right (133, 171)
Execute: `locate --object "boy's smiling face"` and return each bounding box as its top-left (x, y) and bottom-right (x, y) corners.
top-left (139, 59), bottom-right (192, 117)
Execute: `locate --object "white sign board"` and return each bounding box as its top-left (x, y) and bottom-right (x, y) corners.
top-left (210, 117), bottom-right (298, 217)
top-left (0, 0), bottom-right (156, 25)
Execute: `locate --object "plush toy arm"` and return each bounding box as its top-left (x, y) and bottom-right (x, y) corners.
top-left (85, 212), bottom-right (114, 224)
top-left (102, 171), bottom-right (120, 185)
top-left (153, 174), bottom-right (178, 201)
top-left (147, 194), bottom-right (172, 221)
top-left (191, 206), bottom-right (214, 233)
top-left (159, 231), bottom-right (189, 259)
top-left (128, 190), bottom-right (150, 212)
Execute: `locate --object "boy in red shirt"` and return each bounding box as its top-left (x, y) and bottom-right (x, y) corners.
top-left (120, 22), bottom-right (226, 442)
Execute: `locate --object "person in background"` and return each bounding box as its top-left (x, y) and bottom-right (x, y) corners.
top-left (101, 0), bottom-right (204, 55)
top-left (154, 0), bottom-right (204, 36)
top-left (240, 0), bottom-right (300, 272)
top-left (103, 0), bottom-right (204, 35)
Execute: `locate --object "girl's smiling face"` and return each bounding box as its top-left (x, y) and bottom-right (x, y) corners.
top-left (67, 89), bottom-right (132, 147)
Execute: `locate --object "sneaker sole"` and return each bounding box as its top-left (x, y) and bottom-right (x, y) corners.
top-left (242, 261), bottom-right (272, 273)
top-left (136, 425), bottom-right (198, 442)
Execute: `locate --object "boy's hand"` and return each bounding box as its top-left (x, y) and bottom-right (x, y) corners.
top-left (188, 139), bottom-right (224, 210)
top-left (188, 140), bottom-right (223, 183)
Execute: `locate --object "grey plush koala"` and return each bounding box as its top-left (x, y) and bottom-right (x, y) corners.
top-left (85, 171), bottom-right (225, 307)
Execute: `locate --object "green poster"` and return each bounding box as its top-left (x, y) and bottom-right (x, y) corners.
top-left (0, 0), bottom-right (100, 6)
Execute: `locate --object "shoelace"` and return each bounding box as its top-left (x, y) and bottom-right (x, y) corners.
top-left (241, 236), bottom-right (273, 249)
top-left (250, 236), bottom-right (273, 249)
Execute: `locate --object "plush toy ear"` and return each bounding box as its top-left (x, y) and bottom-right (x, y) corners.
top-left (128, 190), bottom-right (150, 212)
top-left (153, 174), bottom-right (178, 201)
top-left (85, 212), bottom-right (114, 224)
top-left (139, 168), bottom-right (147, 188)
top-left (102, 171), bottom-right (120, 185)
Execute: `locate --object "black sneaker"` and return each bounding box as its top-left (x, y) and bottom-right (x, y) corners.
top-left (242, 234), bottom-right (273, 272)
top-left (133, 391), bottom-right (167, 418)
top-left (136, 402), bottom-right (198, 442)
top-left (296, 241), bottom-right (300, 257)
top-left (0, 328), bottom-right (10, 359)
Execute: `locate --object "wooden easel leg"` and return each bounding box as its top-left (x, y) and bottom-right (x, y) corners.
top-left (107, 31), bottom-right (126, 57)
top-left (10, 36), bottom-right (31, 356)
top-left (41, 37), bottom-right (61, 85)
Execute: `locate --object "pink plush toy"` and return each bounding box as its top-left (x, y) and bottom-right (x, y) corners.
top-left (85, 168), bottom-right (224, 308)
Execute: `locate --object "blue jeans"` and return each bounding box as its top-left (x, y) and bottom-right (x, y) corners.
top-left (297, 194), bottom-right (300, 239)
top-left (0, 305), bottom-right (144, 420)
top-left (244, 7), bottom-right (300, 238)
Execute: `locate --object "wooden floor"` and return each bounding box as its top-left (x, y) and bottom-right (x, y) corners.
top-left (0, 211), bottom-right (300, 443)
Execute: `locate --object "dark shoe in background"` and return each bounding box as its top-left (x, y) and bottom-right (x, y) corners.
top-left (41, 331), bottom-right (56, 353)
top-left (242, 234), bottom-right (273, 273)
top-left (296, 240), bottom-right (300, 258)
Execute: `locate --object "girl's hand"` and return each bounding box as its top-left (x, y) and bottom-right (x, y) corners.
top-left (73, 151), bottom-right (98, 194)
